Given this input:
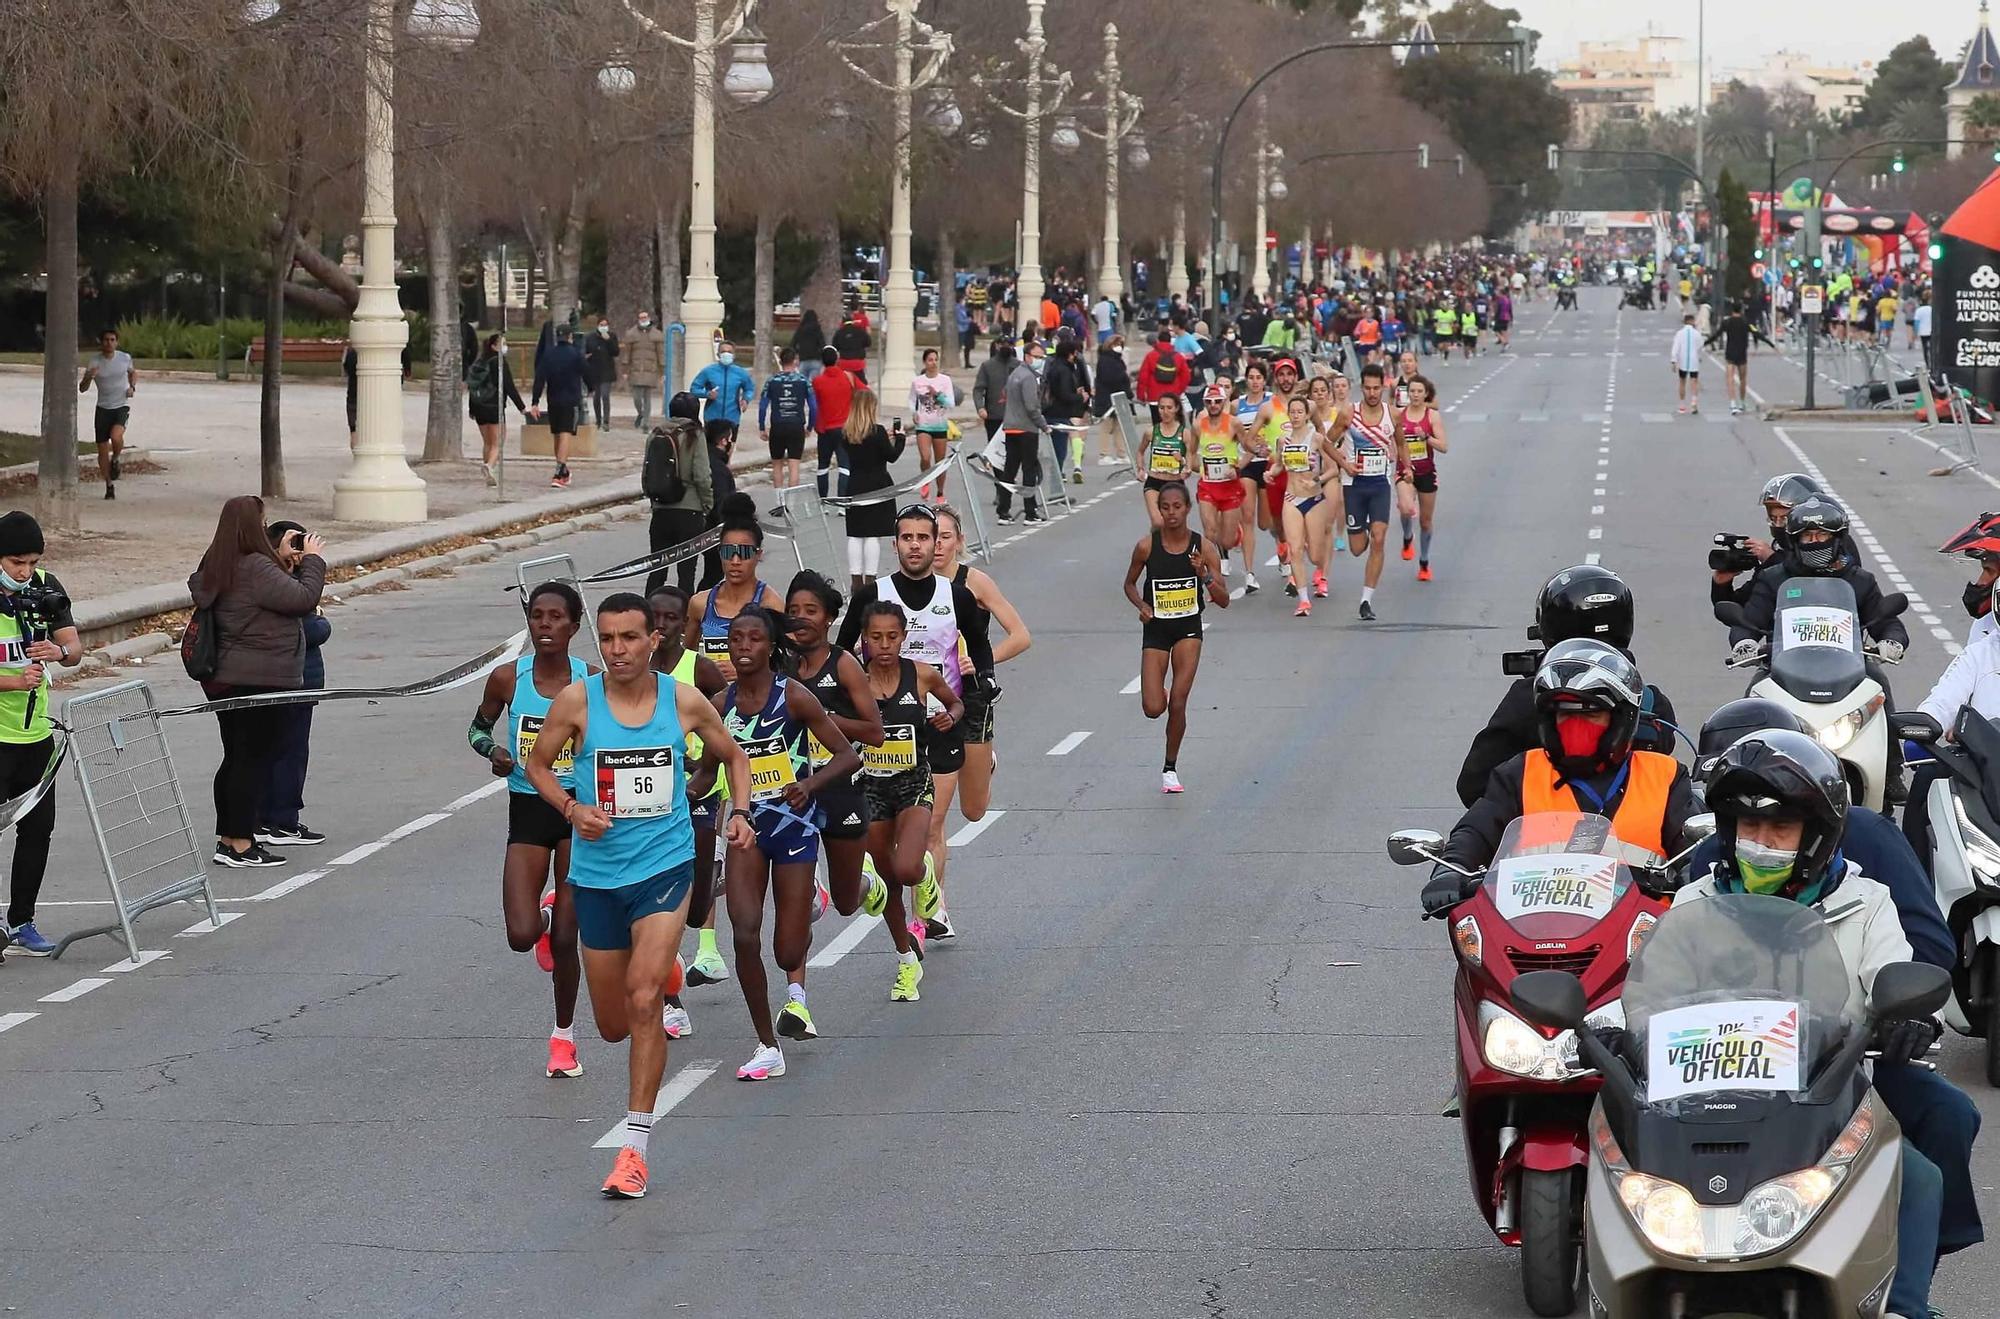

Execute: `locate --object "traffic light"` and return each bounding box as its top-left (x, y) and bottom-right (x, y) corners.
top-left (1753, 247), bottom-right (1765, 261)
top-left (1930, 240), bottom-right (1946, 261)
top-left (1892, 152), bottom-right (1905, 173)
top-left (1788, 256), bottom-right (1803, 270)
top-left (1809, 254), bottom-right (1824, 271)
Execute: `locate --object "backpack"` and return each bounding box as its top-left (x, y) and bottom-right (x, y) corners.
top-left (1151, 351), bottom-right (1180, 384)
top-left (466, 356), bottom-right (499, 408)
top-left (642, 420), bottom-right (694, 504)
top-left (181, 604), bottom-right (219, 681)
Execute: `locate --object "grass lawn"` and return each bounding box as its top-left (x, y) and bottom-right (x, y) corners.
top-left (0, 432), bottom-right (95, 466)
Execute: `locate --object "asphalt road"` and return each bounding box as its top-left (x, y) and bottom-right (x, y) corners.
top-left (1, 287), bottom-right (1995, 1318)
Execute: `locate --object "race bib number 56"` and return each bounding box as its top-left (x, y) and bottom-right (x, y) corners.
top-left (595, 746), bottom-right (677, 818)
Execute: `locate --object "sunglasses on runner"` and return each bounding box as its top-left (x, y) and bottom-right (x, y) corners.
top-left (897, 502), bottom-right (936, 521)
top-left (719, 543), bottom-right (759, 561)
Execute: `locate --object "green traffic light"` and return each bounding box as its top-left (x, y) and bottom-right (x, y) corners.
top-left (1892, 154), bottom-right (1905, 173)
top-left (1930, 242), bottom-right (1946, 260)
top-left (1810, 256), bottom-right (1824, 269)
top-left (1753, 247), bottom-right (1765, 260)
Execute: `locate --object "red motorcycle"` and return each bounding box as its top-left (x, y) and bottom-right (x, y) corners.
top-left (1390, 811), bottom-right (1670, 1317)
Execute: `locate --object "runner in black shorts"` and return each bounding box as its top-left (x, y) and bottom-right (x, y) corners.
top-left (786, 571), bottom-right (886, 923)
top-left (647, 586), bottom-right (726, 1039)
top-left (1123, 483), bottom-right (1229, 794)
top-left (469, 581), bottom-right (595, 1079)
top-left (857, 602), bottom-right (962, 1001)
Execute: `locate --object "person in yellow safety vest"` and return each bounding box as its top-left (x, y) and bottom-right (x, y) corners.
top-left (1432, 303), bottom-right (1458, 363)
top-left (1421, 638), bottom-right (1695, 916)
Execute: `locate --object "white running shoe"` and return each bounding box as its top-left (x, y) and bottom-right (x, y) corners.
top-left (737, 1044), bottom-right (786, 1081)
top-left (1162, 769), bottom-right (1185, 794)
top-left (1244, 572), bottom-right (1259, 593)
top-left (662, 1004), bottom-right (693, 1039)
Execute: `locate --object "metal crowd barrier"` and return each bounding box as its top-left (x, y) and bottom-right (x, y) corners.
top-left (55, 681), bottom-right (218, 959)
top-left (514, 551), bottom-right (602, 659)
top-left (1920, 371), bottom-right (1982, 477)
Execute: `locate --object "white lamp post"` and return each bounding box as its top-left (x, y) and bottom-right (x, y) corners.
top-left (1250, 99), bottom-right (1280, 301)
top-left (332, 0), bottom-right (479, 523)
top-left (1069, 22), bottom-right (1144, 303)
top-left (834, 0), bottom-right (954, 405)
top-left (975, 0), bottom-right (1071, 323)
top-left (623, 0), bottom-right (771, 390)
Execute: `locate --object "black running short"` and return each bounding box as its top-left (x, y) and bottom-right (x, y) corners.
top-left (1410, 472), bottom-right (1438, 494)
top-left (94, 407), bottom-right (129, 444)
top-left (863, 768), bottom-right (934, 821)
top-left (1143, 619), bottom-right (1203, 652)
top-left (926, 719), bottom-right (966, 775)
top-left (1144, 476), bottom-right (1186, 495)
top-left (960, 690), bottom-right (995, 744)
top-left (815, 774), bottom-right (871, 840)
top-left (767, 423), bottom-right (806, 460)
top-left (508, 791), bottom-right (570, 849)
top-left (1239, 458), bottom-right (1270, 488)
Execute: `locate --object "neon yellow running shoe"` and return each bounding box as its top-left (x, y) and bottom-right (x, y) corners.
top-left (860, 858), bottom-right (889, 917)
top-left (890, 957), bottom-right (924, 1002)
top-left (776, 998), bottom-right (818, 1040)
top-left (914, 853), bottom-right (941, 921)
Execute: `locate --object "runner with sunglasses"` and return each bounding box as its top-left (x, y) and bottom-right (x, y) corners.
top-left (647, 585), bottom-right (726, 1040)
top-left (468, 581), bottom-right (595, 1079)
top-left (681, 492), bottom-right (771, 985)
top-left (706, 606), bottom-right (859, 1077)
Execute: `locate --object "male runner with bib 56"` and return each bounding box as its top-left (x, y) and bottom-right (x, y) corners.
top-left (524, 592), bottom-right (753, 1201)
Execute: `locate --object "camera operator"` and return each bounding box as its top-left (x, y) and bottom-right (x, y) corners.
top-left (0, 511), bottom-right (81, 955)
top-left (1711, 472), bottom-right (1821, 610)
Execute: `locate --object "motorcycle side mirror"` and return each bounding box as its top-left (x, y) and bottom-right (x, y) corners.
top-left (1868, 592), bottom-right (1910, 624)
top-left (1892, 712), bottom-right (1943, 746)
top-left (1713, 601), bottom-right (1747, 629)
top-left (1386, 829), bottom-right (1445, 866)
top-left (1511, 970), bottom-right (1587, 1032)
top-left (1870, 961), bottom-right (1952, 1023)
top-left (1681, 813), bottom-right (1717, 846)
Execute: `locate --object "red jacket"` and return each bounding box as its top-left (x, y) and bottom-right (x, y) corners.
top-left (1134, 346), bottom-right (1189, 403)
top-left (811, 366), bottom-right (857, 432)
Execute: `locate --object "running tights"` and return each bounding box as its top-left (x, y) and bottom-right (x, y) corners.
top-left (847, 536), bottom-right (882, 576)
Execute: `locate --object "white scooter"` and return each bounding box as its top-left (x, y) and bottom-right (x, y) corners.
top-left (1908, 705), bottom-right (2000, 1085)
top-left (1714, 576), bottom-right (1908, 812)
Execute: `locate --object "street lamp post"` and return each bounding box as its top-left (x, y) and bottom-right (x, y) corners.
top-left (622, 0), bottom-right (771, 390)
top-left (1250, 100), bottom-right (1281, 301)
top-left (1069, 22), bottom-right (1143, 303)
top-left (333, 0), bottom-right (480, 524)
top-left (975, 0), bottom-right (1071, 324)
top-left (835, 0), bottom-right (954, 405)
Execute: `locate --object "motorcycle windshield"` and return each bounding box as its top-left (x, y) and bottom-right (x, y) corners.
top-left (1767, 576), bottom-right (1865, 704)
top-left (1624, 894), bottom-right (1854, 1113)
top-left (1480, 812), bottom-right (1634, 942)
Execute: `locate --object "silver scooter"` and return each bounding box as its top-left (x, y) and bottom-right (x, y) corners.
top-left (1909, 705), bottom-right (2000, 1085)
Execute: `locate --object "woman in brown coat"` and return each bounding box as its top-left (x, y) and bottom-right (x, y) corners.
top-left (187, 495), bottom-right (327, 867)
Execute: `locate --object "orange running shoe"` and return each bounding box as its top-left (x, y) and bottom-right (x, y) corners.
top-left (601, 1146), bottom-right (648, 1198)
top-left (533, 890), bottom-right (555, 973)
top-left (663, 954), bottom-right (685, 997)
top-left (1418, 565), bottom-right (1433, 582)
top-left (546, 1035), bottom-right (582, 1079)
top-left (1400, 540), bottom-right (1416, 561)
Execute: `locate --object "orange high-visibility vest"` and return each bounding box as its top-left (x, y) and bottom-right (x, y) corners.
top-left (1519, 748), bottom-right (1677, 865)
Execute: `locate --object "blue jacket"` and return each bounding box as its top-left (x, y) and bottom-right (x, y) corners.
top-left (531, 342), bottom-right (585, 408)
top-left (1688, 808), bottom-right (1953, 969)
top-left (690, 361), bottom-right (755, 424)
top-left (302, 613), bottom-right (331, 689)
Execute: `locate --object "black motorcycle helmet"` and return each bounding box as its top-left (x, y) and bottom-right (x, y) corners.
top-left (1759, 472), bottom-right (1822, 538)
top-left (1705, 730), bottom-right (1850, 899)
top-left (1533, 565), bottom-right (1634, 648)
top-left (1784, 496), bottom-right (1850, 575)
top-left (1532, 639), bottom-right (1645, 778)
top-left (1695, 698), bottom-right (1810, 781)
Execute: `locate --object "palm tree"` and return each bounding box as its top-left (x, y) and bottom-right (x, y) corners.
top-left (1964, 92), bottom-right (2000, 147)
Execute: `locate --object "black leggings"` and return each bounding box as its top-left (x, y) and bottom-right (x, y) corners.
top-left (213, 695), bottom-right (285, 841)
top-left (0, 736), bottom-right (56, 926)
top-left (646, 505), bottom-right (708, 595)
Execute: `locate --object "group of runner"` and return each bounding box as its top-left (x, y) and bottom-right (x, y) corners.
top-left (471, 494), bottom-right (1028, 1198)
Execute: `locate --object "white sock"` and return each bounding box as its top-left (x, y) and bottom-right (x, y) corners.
top-left (900, 949), bottom-right (919, 965)
top-left (1361, 586), bottom-right (1375, 604)
top-left (787, 982), bottom-right (807, 1006)
top-left (624, 1110), bottom-right (654, 1156)
top-left (552, 1022), bottom-right (575, 1043)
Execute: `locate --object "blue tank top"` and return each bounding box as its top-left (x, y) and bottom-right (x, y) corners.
top-left (721, 676), bottom-right (812, 815)
top-left (507, 654), bottom-right (588, 795)
top-left (698, 581), bottom-right (769, 663)
top-left (568, 673), bottom-right (695, 889)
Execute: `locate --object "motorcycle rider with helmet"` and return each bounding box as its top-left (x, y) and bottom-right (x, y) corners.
top-left (1676, 731), bottom-right (1973, 1319)
top-left (1731, 495), bottom-right (1911, 798)
top-left (1711, 472), bottom-right (1823, 610)
top-left (1425, 639), bottom-right (1696, 914)
top-left (1937, 509), bottom-right (2000, 647)
top-left (1455, 564), bottom-right (1680, 807)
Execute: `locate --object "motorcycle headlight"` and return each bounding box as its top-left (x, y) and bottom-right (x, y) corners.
top-left (1478, 1001), bottom-right (1603, 1081)
top-left (1952, 796), bottom-right (2000, 889)
top-left (1729, 1096), bottom-right (1872, 1255)
top-left (1815, 707), bottom-right (1865, 753)
top-left (1618, 1174), bottom-right (1706, 1257)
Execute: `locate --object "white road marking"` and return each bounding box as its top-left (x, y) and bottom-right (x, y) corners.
top-left (98, 951), bottom-right (170, 973)
top-left (1120, 674), bottom-right (1142, 695)
top-left (1585, 552), bottom-right (1602, 566)
top-left (443, 779), bottom-right (510, 812)
top-left (948, 810), bottom-right (1007, 847)
top-left (806, 914), bottom-right (880, 969)
top-left (1588, 528), bottom-right (1603, 540)
top-left (244, 870), bottom-right (329, 902)
top-left (0, 1012), bottom-right (38, 1034)
top-left (176, 912), bottom-right (244, 937)
top-left (38, 977), bottom-right (112, 1004)
top-left (592, 1061), bottom-right (722, 1149)
top-left (1046, 730), bottom-right (1093, 756)
top-left (328, 812), bottom-right (451, 866)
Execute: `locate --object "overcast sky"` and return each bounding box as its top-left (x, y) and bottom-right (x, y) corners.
top-left (1511, 0), bottom-right (1987, 74)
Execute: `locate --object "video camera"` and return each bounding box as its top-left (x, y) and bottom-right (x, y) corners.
top-left (1708, 532), bottom-right (1760, 574)
top-left (0, 577), bottom-right (70, 639)
top-left (1501, 624), bottom-right (1544, 678)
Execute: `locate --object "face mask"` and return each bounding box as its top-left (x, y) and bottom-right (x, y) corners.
top-left (1735, 837), bottom-right (1799, 895)
top-left (638, 318), bottom-right (651, 328)
top-left (719, 352), bottom-right (735, 365)
top-left (1966, 578), bottom-right (1994, 618)
top-left (0, 568), bottom-right (29, 592)
top-left (598, 326), bottom-right (610, 337)
top-left (1555, 715), bottom-right (1603, 761)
